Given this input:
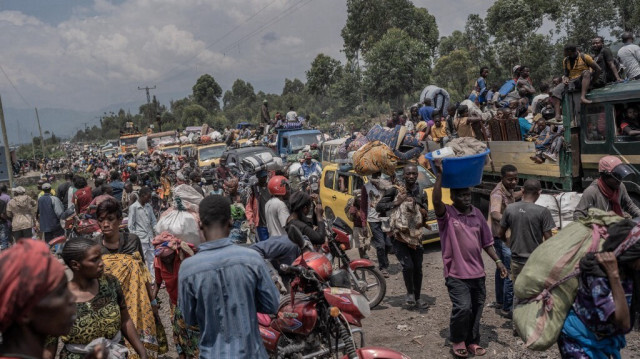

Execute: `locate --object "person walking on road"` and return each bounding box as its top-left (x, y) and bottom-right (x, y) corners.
top-left (499, 179), bottom-right (555, 284)
top-left (37, 183), bottom-right (64, 245)
top-left (377, 164), bottom-right (429, 308)
top-left (432, 159), bottom-right (507, 358)
top-left (361, 172), bottom-right (393, 278)
top-left (128, 186), bottom-right (157, 280)
top-left (246, 170), bottom-right (271, 242)
top-left (489, 164), bottom-right (521, 317)
top-left (7, 186), bottom-right (36, 241)
top-left (178, 195), bottom-right (279, 358)
top-left (264, 176), bottom-right (290, 237)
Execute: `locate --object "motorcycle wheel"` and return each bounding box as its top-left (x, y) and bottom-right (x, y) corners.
top-left (351, 267), bottom-right (386, 309)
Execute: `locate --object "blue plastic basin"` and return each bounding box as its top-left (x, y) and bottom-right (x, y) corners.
top-left (425, 149), bottom-right (490, 189)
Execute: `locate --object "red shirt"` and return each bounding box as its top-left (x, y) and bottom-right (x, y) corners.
top-left (154, 256), bottom-right (181, 305)
top-left (73, 186), bottom-right (93, 214)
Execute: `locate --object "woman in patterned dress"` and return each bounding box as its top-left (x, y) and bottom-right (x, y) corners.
top-left (44, 237), bottom-right (147, 359)
top-left (96, 199), bottom-right (165, 359)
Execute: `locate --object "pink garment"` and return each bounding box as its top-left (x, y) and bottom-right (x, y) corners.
top-left (437, 205), bottom-right (494, 279)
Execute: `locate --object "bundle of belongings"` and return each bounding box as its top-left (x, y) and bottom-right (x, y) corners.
top-left (513, 208), bottom-right (632, 350)
top-left (155, 197), bottom-right (204, 246)
top-left (444, 137), bottom-right (488, 157)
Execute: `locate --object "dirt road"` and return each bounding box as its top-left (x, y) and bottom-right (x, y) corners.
top-left (156, 242), bottom-right (640, 359)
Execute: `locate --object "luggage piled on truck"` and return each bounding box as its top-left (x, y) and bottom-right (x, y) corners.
top-left (353, 140), bottom-right (399, 176)
top-left (512, 208), bottom-right (624, 350)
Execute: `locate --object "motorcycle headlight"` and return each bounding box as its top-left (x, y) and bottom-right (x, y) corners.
top-left (350, 292), bottom-right (371, 318)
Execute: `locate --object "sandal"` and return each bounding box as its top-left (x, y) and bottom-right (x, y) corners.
top-left (452, 342), bottom-right (468, 358)
top-left (467, 344), bottom-right (486, 356)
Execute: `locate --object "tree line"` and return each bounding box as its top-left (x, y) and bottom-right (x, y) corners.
top-left (68, 0), bottom-right (640, 145)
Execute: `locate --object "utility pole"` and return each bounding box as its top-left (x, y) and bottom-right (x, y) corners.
top-left (31, 132), bottom-right (36, 162)
top-left (138, 85), bottom-right (156, 131)
top-left (34, 107), bottom-right (45, 159)
top-left (0, 96), bottom-right (15, 189)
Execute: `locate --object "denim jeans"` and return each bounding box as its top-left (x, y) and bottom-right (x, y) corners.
top-left (0, 222), bottom-right (8, 250)
top-left (256, 226), bottom-right (269, 242)
top-left (493, 238), bottom-right (513, 312)
top-left (369, 221), bottom-right (392, 270)
top-left (445, 277), bottom-right (486, 345)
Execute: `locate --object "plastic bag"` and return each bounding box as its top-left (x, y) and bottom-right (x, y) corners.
top-left (155, 204), bottom-right (204, 246)
top-left (172, 184), bottom-right (204, 211)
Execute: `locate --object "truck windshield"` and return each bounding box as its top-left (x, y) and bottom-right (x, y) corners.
top-left (199, 146), bottom-right (226, 161)
top-left (120, 137), bottom-right (139, 146)
top-left (162, 147), bottom-right (180, 155)
top-left (289, 133), bottom-right (322, 151)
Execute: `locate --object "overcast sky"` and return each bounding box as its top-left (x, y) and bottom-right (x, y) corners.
top-left (0, 0), bottom-right (494, 112)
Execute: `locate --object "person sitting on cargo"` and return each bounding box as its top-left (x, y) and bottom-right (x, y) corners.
top-left (429, 111), bottom-right (450, 147)
top-left (286, 106), bottom-right (298, 122)
top-left (574, 156), bottom-right (640, 220)
top-left (453, 104), bottom-right (481, 138)
top-left (300, 152), bottom-right (321, 180)
top-left (515, 66), bottom-right (536, 101)
top-left (557, 220), bottom-right (640, 358)
top-left (551, 44), bottom-right (602, 122)
top-left (620, 106), bottom-right (640, 138)
top-left (528, 118), bottom-right (554, 164)
top-left (419, 98), bottom-right (435, 123)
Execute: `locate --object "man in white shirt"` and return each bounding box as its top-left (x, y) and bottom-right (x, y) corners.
top-left (128, 186), bottom-right (157, 279)
top-left (286, 106), bottom-right (298, 122)
top-left (618, 32), bottom-right (640, 81)
top-left (264, 176), bottom-right (290, 237)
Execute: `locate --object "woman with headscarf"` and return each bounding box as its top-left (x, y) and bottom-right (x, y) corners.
top-left (44, 237), bottom-right (148, 359)
top-left (0, 240), bottom-right (76, 359)
top-left (6, 186), bottom-right (36, 241)
top-left (151, 232), bottom-right (198, 359)
top-left (285, 191), bottom-right (326, 246)
top-left (96, 198), bottom-right (165, 359)
top-left (558, 220), bottom-right (640, 358)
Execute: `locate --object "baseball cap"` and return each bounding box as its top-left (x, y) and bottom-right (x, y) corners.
top-left (11, 186), bottom-right (25, 194)
top-left (513, 65), bottom-right (521, 74)
top-left (42, 183), bottom-right (52, 190)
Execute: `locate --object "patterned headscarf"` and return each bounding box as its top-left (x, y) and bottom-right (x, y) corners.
top-left (152, 232), bottom-right (195, 260)
top-left (0, 240), bottom-right (66, 332)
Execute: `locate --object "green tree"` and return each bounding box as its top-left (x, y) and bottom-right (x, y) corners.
top-left (554, 0), bottom-right (616, 51)
top-left (363, 28), bottom-right (430, 107)
top-left (192, 74), bottom-right (223, 113)
top-left (306, 54), bottom-right (342, 97)
top-left (341, 0), bottom-right (438, 61)
top-left (181, 104), bottom-right (209, 127)
top-left (282, 78), bottom-right (305, 96)
top-left (433, 49), bottom-right (477, 101)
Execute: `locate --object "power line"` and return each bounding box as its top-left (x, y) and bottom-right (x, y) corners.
top-left (0, 63), bottom-right (32, 108)
top-left (221, 0), bottom-right (314, 55)
top-left (154, 0), bottom-right (282, 84)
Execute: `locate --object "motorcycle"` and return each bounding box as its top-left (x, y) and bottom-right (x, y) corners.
top-left (259, 227), bottom-right (408, 359)
top-left (322, 218), bottom-right (386, 309)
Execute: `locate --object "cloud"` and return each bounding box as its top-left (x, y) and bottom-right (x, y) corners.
top-left (0, 0), bottom-right (493, 112)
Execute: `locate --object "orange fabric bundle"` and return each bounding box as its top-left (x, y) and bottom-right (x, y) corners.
top-left (353, 140), bottom-right (398, 176)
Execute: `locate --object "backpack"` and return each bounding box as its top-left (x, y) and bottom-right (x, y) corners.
top-left (498, 79), bottom-right (516, 99)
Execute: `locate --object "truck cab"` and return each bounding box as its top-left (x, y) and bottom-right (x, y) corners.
top-left (476, 81), bottom-right (640, 207)
top-left (197, 143), bottom-right (227, 168)
top-left (276, 127), bottom-right (323, 157)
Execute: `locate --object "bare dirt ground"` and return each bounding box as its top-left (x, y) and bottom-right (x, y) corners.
top-left (155, 243), bottom-right (640, 359)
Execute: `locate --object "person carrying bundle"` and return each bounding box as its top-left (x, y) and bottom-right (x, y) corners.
top-left (558, 220), bottom-right (640, 358)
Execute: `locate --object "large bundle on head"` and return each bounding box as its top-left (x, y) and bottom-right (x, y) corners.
top-left (353, 140), bottom-right (398, 176)
top-left (419, 85), bottom-right (450, 115)
top-left (155, 197), bottom-right (204, 246)
top-left (172, 184), bottom-right (204, 212)
top-left (513, 209), bottom-right (625, 350)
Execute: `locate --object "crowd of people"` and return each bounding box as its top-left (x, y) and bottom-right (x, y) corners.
top-left (1, 34), bottom-right (640, 359)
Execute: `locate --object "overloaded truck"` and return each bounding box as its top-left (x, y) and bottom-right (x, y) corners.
top-left (275, 127), bottom-right (324, 158)
top-left (473, 81), bottom-right (640, 210)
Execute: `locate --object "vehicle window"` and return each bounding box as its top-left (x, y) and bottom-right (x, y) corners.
top-left (584, 104), bottom-right (606, 142)
top-left (336, 174), bottom-right (349, 193)
top-left (351, 176), bottom-right (364, 194)
top-left (613, 102), bottom-right (640, 142)
top-left (290, 133), bottom-right (323, 151)
top-left (199, 146), bottom-right (226, 161)
top-left (322, 146), bottom-right (330, 162)
top-left (324, 171), bottom-right (335, 189)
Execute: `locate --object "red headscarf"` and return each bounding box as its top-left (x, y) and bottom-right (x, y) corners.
top-left (597, 178), bottom-right (623, 217)
top-left (0, 239), bottom-right (66, 332)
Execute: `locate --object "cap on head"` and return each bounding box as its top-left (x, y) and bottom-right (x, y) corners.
top-left (42, 183), bottom-right (52, 190)
top-left (12, 186), bottom-right (25, 194)
top-left (599, 156), bottom-right (622, 173)
top-left (513, 65), bottom-right (521, 74)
